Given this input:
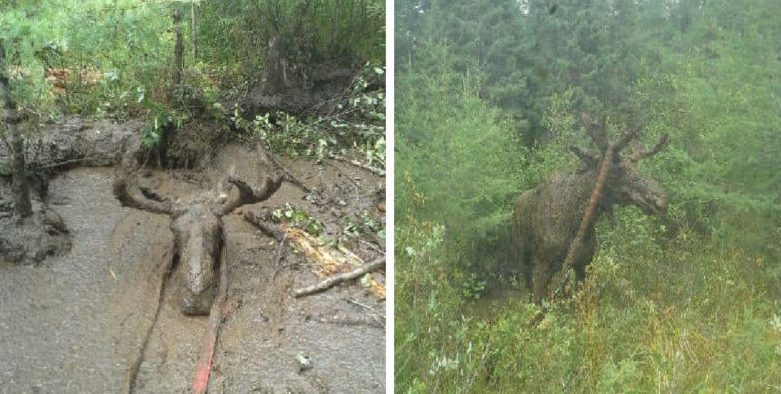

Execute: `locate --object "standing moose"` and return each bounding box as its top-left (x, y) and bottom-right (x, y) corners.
top-left (513, 112), bottom-right (669, 304)
top-left (113, 153), bottom-right (282, 315)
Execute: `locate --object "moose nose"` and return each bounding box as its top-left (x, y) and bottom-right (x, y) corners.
top-left (655, 197), bottom-right (667, 213)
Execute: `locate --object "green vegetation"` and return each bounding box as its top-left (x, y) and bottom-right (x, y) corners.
top-left (396, 1), bottom-right (781, 392)
top-left (0, 0), bottom-right (385, 158)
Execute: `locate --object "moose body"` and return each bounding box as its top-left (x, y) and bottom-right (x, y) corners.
top-left (114, 153), bottom-right (282, 315)
top-left (513, 113), bottom-right (669, 304)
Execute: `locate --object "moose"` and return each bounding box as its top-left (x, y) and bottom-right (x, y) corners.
top-left (113, 152), bottom-right (282, 315)
top-left (513, 112), bottom-right (669, 304)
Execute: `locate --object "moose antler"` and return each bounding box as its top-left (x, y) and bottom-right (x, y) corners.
top-left (580, 112), bottom-right (609, 151)
top-left (614, 124), bottom-right (641, 153)
top-left (215, 173), bottom-right (283, 215)
top-left (569, 145), bottom-right (599, 167)
top-left (628, 134), bottom-right (670, 162)
top-left (113, 156), bottom-right (174, 215)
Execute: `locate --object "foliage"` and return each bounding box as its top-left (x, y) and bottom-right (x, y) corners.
top-left (197, 0), bottom-right (384, 77)
top-left (396, 0), bottom-right (781, 392)
top-left (343, 210), bottom-right (385, 240)
top-left (1, 0), bottom-right (385, 155)
top-left (271, 203), bottom-right (324, 236)
top-left (232, 64), bottom-right (386, 163)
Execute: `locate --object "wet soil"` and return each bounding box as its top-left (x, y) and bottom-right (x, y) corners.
top-left (0, 143), bottom-right (385, 393)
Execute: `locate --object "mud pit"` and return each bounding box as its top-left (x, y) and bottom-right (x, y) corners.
top-left (0, 143), bottom-right (385, 393)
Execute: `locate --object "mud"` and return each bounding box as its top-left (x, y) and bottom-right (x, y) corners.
top-left (0, 179), bottom-right (71, 264)
top-left (0, 143), bottom-right (385, 392)
top-left (0, 118), bottom-right (145, 176)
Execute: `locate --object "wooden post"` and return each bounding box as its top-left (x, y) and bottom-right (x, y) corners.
top-left (0, 40), bottom-right (32, 219)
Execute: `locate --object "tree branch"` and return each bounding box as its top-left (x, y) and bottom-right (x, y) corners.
top-left (292, 257), bottom-right (385, 298)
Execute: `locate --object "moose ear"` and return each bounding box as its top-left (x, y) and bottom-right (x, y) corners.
top-left (569, 145), bottom-right (599, 167)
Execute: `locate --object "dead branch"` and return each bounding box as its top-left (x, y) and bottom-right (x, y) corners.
top-left (328, 153), bottom-right (385, 176)
top-left (292, 257), bottom-right (385, 298)
top-left (313, 313), bottom-right (385, 329)
top-left (243, 209), bottom-right (284, 241)
top-left (527, 145), bottom-right (615, 328)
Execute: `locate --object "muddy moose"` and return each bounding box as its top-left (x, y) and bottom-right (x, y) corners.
top-left (113, 152), bottom-right (282, 315)
top-left (513, 112), bottom-right (669, 304)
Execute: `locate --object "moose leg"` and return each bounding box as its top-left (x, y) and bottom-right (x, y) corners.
top-left (574, 262), bottom-right (587, 282)
top-left (531, 260), bottom-right (552, 305)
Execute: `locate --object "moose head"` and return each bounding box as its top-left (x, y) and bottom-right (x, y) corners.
top-left (513, 112), bottom-right (669, 304)
top-left (113, 154), bottom-right (282, 315)
top-left (570, 112), bottom-right (670, 215)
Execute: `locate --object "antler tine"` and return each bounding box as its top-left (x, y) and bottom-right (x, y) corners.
top-left (215, 173), bottom-right (283, 216)
top-left (614, 124), bottom-right (641, 153)
top-left (113, 169), bottom-right (174, 215)
top-left (112, 146), bottom-right (173, 215)
top-left (580, 112), bottom-right (609, 151)
top-left (629, 134), bottom-right (670, 162)
top-left (569, 145), bottom-right (599, 167)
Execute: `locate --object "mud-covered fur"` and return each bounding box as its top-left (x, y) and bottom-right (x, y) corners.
top-left (171, 203), bottom-right (223, 315)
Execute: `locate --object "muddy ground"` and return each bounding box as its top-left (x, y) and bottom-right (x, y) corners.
top-left (0, 135), bottom-right (385, 392)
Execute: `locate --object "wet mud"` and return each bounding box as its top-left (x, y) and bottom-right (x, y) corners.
top-left (0, 143), bottom-right (385, 393)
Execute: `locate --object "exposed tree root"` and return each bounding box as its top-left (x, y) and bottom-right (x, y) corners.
top-left (292, 257), bottom-right (385, 298)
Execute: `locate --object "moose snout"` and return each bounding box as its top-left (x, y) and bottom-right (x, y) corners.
top-left (643, 192), bottom-right (667, 215)
top-left (651, 196), bottom-right (667, 214)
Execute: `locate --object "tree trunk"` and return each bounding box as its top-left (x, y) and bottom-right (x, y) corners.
top-left (172, 7), bottom-right (184, 102)
top-left (264, 35), bottom-right (288, 95)
top-left (191, 3), bottom-right (198, 60)
top-left (0, 41), bottom-right (32, 219)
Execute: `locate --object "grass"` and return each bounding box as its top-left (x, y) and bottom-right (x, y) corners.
top-left (395, 209), bottom-right (781, 393)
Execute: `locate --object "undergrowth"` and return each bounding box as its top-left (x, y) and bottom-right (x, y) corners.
top-left (231, 64), bottom-right (386, 165)
top-left (396, 211), bottom-right (781, 392)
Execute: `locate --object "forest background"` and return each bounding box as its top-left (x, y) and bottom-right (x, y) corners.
top-left (395, 0), bottom-right (781, 392)
top-left (0, 0), bottom-right (385, 164)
